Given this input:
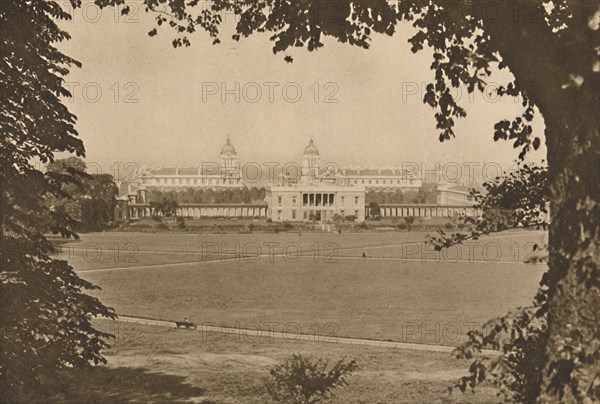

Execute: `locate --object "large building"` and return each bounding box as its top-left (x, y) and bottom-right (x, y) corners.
top-left (266, 140), bottom-right (366, 222)
top-left (133, 137), bottom-right (242, 189)
top-left (117, 137), bottom-right (477, 222)
top-left (435, 184), bottom-right (474, 206)
top-left (281, 139), bottom-right (422, 190)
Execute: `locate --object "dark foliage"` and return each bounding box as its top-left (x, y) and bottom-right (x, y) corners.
top-left (146, 186), bottom-right (265, 204)
top-left (266, 354), bottom-right (357, 404)
top-left (1, 1), bottom-right (116, 401)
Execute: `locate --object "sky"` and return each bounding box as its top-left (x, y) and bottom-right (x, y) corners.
top-left (58, 3), bottom-right (547, 180)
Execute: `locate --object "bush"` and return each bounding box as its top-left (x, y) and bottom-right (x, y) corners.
top-left (443, 222), bottom-right (455, 230)
top-left (359, 222), bottom-right (368, 230)
top-left (283, 221), bottom-right (293, 229)
top-left (403, 217), bottom-right (415, 230)
top-left (266, 218), bottom-right (273, 223)
top-left (266, 354), bottom-right (357, 404)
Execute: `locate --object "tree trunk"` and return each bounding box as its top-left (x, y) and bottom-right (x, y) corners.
top-left (540, 104), bottom-right (600, 402)
top-left (477, 1), bottom-right (600, 401)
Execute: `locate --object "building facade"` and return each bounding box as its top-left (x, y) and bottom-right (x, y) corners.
top-left (133, 137), bottom-right (242, 189)
top-left (435, 184), bottom-right (474, 206)
top-left (266, 184), bottom-right (366, 222)
top-left (266, 139), bottom-right (366, 222)
top-left (283, 139), bottom-right (422, 190)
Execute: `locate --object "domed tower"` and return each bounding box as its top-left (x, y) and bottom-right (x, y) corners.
top-left (220, 136), bottom-right (238, 173)
top-left (302, 138), bottom-right (320, 183)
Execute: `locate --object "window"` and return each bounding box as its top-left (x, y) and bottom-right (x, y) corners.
top-left (354, 179), bottom-right (357, 184)
top-left (278, 196), bottom-right (282, 206)
top-left (303, 211), bottom-right (308, 219)
top-left (292, 210), bottom-right (296, 219)
top-left (355, 209), bottom-right (359, 217)
top-left (277, 210), bottom-right (282, 220)
top-left (383, 179), bottom-right (386, 184)
top-left (369, 179), bottom-right (372, 184)
top-left (376, 180), bottom-right (379, 184)
top-left (292, 197), bottom-right (297, 207)
top-left (341, 196), bottom-right (345, 204)
top-left (362, 179), bottom-right (365, 184)
top-left (303, 194), bottom-right (308, 206)
top-left (355, 196), bottom-right (359, 205)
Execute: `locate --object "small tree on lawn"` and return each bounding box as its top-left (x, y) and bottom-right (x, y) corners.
top-left (266, 355), bottom-right (357, 404)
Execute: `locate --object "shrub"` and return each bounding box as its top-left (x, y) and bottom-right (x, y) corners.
top-left (443, 222), bottom-right (455, 230)
top-left (266, 354), bottom-right (357, 404)
top-left (403, 216), bottom-right (415, 230)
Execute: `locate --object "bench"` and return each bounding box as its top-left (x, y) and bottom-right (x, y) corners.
top-left (175, 321), bottom-right (197, 330)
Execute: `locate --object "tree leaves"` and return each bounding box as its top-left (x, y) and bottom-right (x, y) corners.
top-left (1, 1), bottom-right (115, 401)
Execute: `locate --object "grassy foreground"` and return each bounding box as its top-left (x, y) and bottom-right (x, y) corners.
top-left (45, 320), bottom-right (500, 403)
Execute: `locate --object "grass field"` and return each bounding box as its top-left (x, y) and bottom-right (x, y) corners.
top-left (68, 230), bottom-right (546, 344)
top-left (47, 320), bottom-right (500, 404)
top-left (61, 229), bottom-right (546, 402)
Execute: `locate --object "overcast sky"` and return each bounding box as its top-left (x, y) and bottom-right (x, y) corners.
top-left (58, 4), bottom-right (546, 179)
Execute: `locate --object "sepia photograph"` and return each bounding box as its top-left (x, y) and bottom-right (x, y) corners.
top-left (1, 0), bottom-right (599, 403)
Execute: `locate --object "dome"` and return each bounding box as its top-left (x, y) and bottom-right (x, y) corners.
top-left (220, 137), bottom-right (237, 155)
top-left (303, 138), bottom-right (319, 156)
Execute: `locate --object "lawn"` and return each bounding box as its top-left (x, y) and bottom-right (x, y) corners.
top-left (44, 320), bottom-right (501, 404)
top-left (70, 230), bottom-right (546, 345)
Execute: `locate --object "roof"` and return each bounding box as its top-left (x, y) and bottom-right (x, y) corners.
top-left (303, 139), bottom-right (319, 156)
top-left (178, 167), bottom-right (199, 175)
top-left (220, 137), bottom-right (236, 155)
top-left (141, 166), bottom-right (242, 177)
top-left (438, 184), bottom-right (472, 194)
top-left (149, 167), bottom-right (177, 175)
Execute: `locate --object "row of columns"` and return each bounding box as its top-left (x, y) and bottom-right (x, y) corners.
top-left (303, 192), bottom-right (335, 207)
top-left (129, 205), bottom-right (267, 219)
top-left (367, 206), bottom-right (481, 218)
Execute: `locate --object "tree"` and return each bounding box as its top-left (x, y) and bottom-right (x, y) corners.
top-left (6, 0), bottom-right (598, 401)
top-left (46, 158), bottom-right (118, 231)
top-left (266, 354), bottom-right (357, 404)
top-left (80, 174), bottom-right (118, 230)
top-left (426, 162), bottom-right (554, 402)
top-left (112, 2), bottom-right (596, 401)
top-left (149, 197), bottom-right (179, 217)
top-left (1, 1), bottom-right (116, 401)
top-left (413, 188), bottom-right (427, 204)
top-left (45, 157), bottom-right (90, 228)
top-left (368, 201), bottom-right (381, 219)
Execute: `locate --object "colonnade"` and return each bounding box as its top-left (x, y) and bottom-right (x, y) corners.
top-left (128, 204), bottom-right (268, 219)
top-left (366, 205), bottom-right (481, 218)
top-left (302, 192), bottom-right (336, 206)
